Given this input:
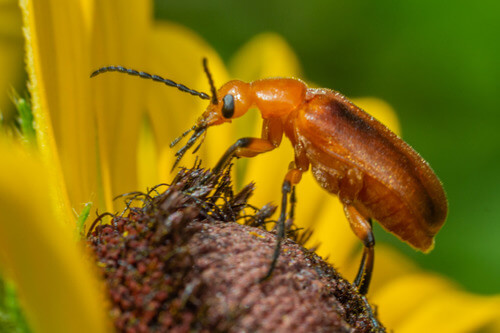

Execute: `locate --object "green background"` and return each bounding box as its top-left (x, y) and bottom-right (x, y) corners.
top-left (156, 0), bottom-right (500, 294)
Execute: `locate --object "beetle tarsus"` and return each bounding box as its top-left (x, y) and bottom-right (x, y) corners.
top-left (213, 138), bottom-right (252, 174)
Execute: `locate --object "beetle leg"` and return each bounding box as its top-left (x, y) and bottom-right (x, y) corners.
top-left (214, 118), bottom-right (284, 174)
top-left (261, 118), bottom-right (283, 147)
top-left (213, 138), bottom-right (276, 174)
top-left (343, 205), bottom-right (375, 295)
top-left (286, 160), bottom-right (302, 222)
top-left (260, 166), bottom-right (303, 281)
top-left (289, 186), bottom-right (297, 220)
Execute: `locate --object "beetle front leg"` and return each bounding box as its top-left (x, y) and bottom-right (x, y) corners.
top-left (343, 205), bottom-right (375, 295)
top-left (213, 138), bottom-right (275, 174)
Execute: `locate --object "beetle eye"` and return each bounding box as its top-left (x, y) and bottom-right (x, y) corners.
top-left (221, 94), bottom-right (235, 118)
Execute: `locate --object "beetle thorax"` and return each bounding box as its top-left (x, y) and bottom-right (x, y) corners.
top-left (250, 78), bottom-right (307, 119)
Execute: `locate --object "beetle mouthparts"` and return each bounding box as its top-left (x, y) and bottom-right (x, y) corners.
top-left (170, 125), bottom-right (196, 148)
top-left (171, 125), bottom-right (207, 172)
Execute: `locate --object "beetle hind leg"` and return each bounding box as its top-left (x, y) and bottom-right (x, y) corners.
top-left (344, 205), bottom-right (375, 295)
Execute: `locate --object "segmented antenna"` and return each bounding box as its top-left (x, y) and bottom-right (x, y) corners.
top-left (90, 66), bottom-right (210, 100)
top-left (203, 58), bottom-right (218, 105)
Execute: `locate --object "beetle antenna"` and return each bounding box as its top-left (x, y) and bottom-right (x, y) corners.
top-left (202, 58), bottom-right (218, 105)
top-left (90, 66), bottom-right (210, 101)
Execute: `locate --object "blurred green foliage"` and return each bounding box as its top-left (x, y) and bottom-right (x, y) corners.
top-left (0, 273), bottom-right (31, 333)
top-left (12, 92), bottom-right (36, 146)
top-left (156, 0), bottom-right (500, 294)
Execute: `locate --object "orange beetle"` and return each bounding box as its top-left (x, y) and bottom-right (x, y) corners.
top-left (91, 59), bottom-right (448, 294)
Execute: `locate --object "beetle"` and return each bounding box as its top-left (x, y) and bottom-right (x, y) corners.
top-left (91, 59), bottom-right (448, 294)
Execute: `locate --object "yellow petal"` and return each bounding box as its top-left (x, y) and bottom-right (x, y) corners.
top-left (372, 273), bottom-right (456, 330)
top-left (147, 21), bottom-right (230, 181)
top-left (242, 140), bottom-right (294, 206)
top-left (90, 1), bottom-right (152, 207)
top-left (229, 32), bottom-right (302, 81)
top-left (21, 0), bottom-right (74, 223)
top-left (0, 139), bottom-right (110, 333)
top-left (372, 271), bottom-right (500, 332)
top-left (303, 194), bottom-right (357, 272)
top-left (364, 245), bottom-right (418, 293)
top-left (137, 117), bottom-right (159, 189)
top-left (0, 0), bottom-right (22, 37)
top-left (0, 0), bottom-right (23, 119)
top-left (398, 292), bottom-right (500, 333)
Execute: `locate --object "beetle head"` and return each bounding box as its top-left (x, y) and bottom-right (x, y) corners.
top-left (170, 60), bottom-right (252, 171)
top-left (197, 80), bottom-right (252, 127)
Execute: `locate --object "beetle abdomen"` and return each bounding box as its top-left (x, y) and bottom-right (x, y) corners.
top-left (292, 89), bottom-right (448, 251)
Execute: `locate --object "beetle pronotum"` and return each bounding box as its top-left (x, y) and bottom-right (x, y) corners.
top-left (91, 59), bottom-right (448, 295)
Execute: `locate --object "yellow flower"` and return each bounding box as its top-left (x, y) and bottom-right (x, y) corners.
top-left (0, 0), bottom-right (498, 331)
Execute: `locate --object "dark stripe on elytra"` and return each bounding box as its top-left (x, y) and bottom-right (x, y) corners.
top-left (333, 100), bottom-right (376, 136)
